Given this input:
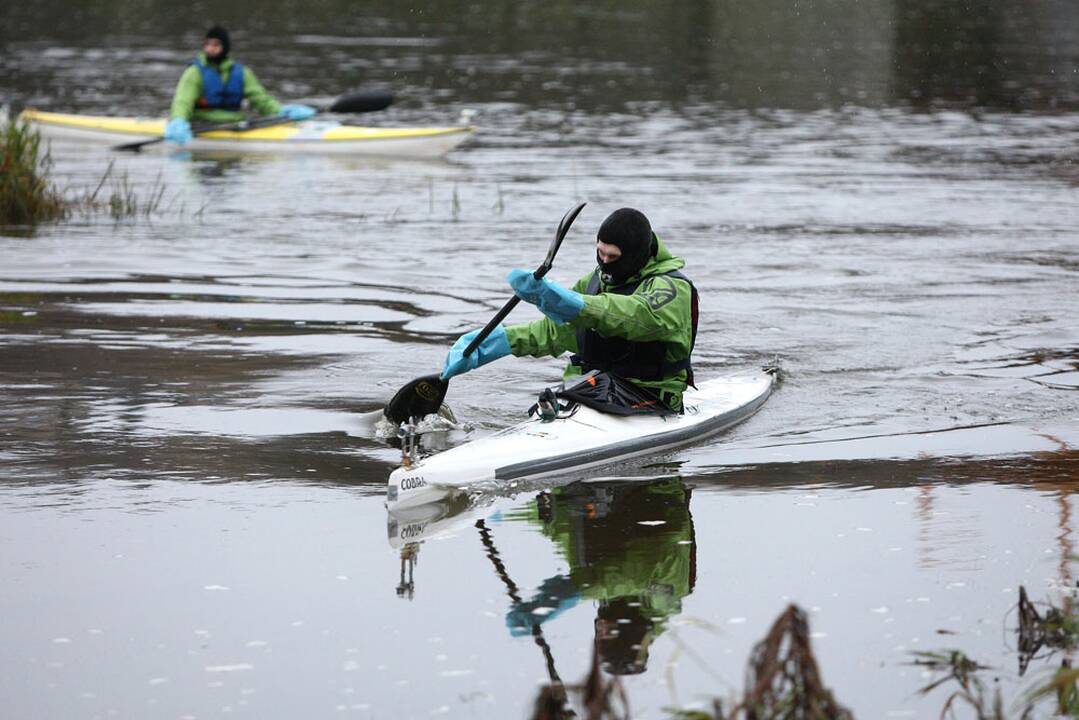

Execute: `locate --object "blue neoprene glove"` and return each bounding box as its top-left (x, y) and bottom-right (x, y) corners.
top-left (164, 117), bottom-right (193, 144)
top-left (441, 324), bottom-right (512, 380)
top-left (506, 575), bottom-right (581, 636)
top-left (507, 269), bottom-right (584, 324)
top-left (278, 104), bottom-right (317, 121)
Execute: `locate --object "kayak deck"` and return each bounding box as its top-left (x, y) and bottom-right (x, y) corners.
top-left (18, 109), bottom-right (473, 158)
top-left (387, 370), bottom-right (775, 509)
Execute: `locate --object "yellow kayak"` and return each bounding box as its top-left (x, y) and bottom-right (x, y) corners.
top-left (18, 109), bottom-right (473, 158)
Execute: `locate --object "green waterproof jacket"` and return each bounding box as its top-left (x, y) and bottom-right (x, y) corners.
top-left (169, 52), bottom-right (282, 123)
top-left (505, 236), bottom-right (694, 410)
top-left (510, 479), bottom-right (695, 632)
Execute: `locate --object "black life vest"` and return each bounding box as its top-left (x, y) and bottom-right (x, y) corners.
top-left (570, 269), bottom-right (699, 386)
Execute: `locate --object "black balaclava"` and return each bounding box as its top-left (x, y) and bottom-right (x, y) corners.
top-left (204, 25), bottom-right (231, 63)
top-left (595, 598), bottom-right (654, 676)
top-left (597, 208), bottom-right (657, 286)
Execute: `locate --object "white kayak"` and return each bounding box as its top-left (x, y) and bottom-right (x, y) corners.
top-left (387, 368), bottom-right (776, 509)
top-left (386, 489), bottom-right (483, 550)
top-left (18, 109), bottom-right (473, 159)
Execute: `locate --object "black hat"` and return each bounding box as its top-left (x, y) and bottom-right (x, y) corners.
top-left (204, 25), bottom-right (231, 58)
top-left (597, 208), bottom-right (657, 285)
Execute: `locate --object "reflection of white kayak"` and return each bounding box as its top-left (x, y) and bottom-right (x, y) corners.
top-left (386, 490), bottom-right (485, 549)
top-left (18, 109), bottom-right (473, 158)
top-left (387, 369), bottom-right (776, 509)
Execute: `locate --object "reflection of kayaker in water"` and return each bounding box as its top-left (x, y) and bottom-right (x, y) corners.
top-left (441, 209), bottom-right (698, 412)
top-left (164, 25), bottom-right (317, 145)
top-left (504, 478), bottom-right (696, 675)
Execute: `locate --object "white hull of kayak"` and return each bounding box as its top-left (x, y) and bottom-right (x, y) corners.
top-left (387, 369), bottom-right (775, 509)
top-left (386, 490), bottom-right (485, 549)
top-left (19, 110), bottom-right (473, 159)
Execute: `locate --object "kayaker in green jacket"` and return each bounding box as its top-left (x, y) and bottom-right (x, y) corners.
top-left (164, 25), bottom-right (317, 145)
top-left (503, 479), bottom-right (696, 675)
top-left (442, 208), bottom-right (698, 411)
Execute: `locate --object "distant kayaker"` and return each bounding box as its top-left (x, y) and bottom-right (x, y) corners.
top-left (442, 208), bottom-right (697, 412)
top-left (164, 25), bottom-right (317, 145)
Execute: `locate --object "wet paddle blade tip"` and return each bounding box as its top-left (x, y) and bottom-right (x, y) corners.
top-left (383, 374), bottom-right (449, 425)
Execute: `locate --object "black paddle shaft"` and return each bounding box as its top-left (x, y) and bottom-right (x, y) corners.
top-left (112, 89), bottom-right (394, 152)
top-left (463, 201), bottom-right (586, 357)
top-left (475, 520), bottom-right (569, 693)
top-left (382, 202), bottom-right (585, 426)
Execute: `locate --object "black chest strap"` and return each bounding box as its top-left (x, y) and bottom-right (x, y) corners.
top-left (571, 269), bottom-right (698, 386)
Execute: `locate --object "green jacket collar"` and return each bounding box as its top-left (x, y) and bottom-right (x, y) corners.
top-left (600, 235), bottom-right (685, 291)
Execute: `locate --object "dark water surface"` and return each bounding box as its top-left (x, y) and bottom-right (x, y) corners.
top-left (2, 2), bottom-right (1079, 718)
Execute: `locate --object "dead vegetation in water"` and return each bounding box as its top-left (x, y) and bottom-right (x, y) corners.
top-left (530, 638), bottom-right (630, 720)
top-left (908, 646), bottom-right (1079, 719)
top-left (67, 159), bottom-right (171, 221)
top-left (1018, 584), bottom-right (1079, 673)
top-left (909, 649), bottom-right (1006, 719)
top-left (1015, 584), bottom-right (1079, 717)
top-left (1021, 665), bottom-right (1079, 717)
top-left (530, 604), bottom-right (852, 720)
top-left (722, 605), bottom-right (853, 720)
top-left (905, 585), bottom-right (1079, 719)
top-left (526, 588), bottom-right (1079, 720)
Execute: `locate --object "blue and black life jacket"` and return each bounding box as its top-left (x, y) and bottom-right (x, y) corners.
top-left (570, 269), bottom-right (699, 386)
top-left (192, 58), bottom-right (245, 110)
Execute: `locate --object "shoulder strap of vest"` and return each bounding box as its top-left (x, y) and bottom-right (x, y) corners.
top-left (585, 269), bottom-right (601, 295)
top-left (579, 266), bottom-right (698, 386)
top-left (584, 267), bottom-right (698, 349)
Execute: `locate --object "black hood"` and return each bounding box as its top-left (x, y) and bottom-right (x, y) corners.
top-left (596, 208), bottom-right (657, 285)
top-left (204, 25), bottom-right (231, 61)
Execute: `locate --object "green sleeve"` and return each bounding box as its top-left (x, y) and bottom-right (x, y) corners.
top-left (242, 67), bottom-right (281, 116)
top-left (504, 316), bottom-right (578, 358)
top-left (169, 66), bottom-right (203, 120)
top-left (573, 275), bottom-right (692, 345)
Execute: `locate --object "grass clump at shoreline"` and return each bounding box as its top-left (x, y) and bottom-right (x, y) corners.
top-left (1, 117), bottom-right (183, 229)
top-left (0, 119), bottom-right (66, 225)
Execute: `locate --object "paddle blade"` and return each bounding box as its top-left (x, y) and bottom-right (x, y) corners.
top-left (538, 201), bottom-right (586, 276)
top-left (328, 89), bottom-right (394, 114)
top-left (113, 138), bottom-right (160, 152)
top-left (384, 374), bottom-right (449, 425)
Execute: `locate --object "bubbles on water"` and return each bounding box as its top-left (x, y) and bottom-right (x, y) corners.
top-left (375, 411), bottom-right (471, 441)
